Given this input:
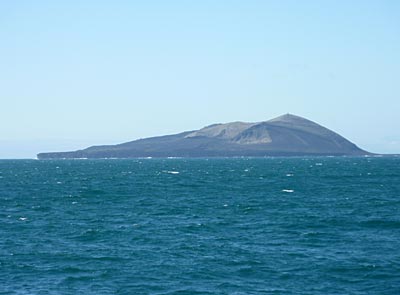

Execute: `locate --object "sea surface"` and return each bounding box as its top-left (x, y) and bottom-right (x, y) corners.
top-left (1, 157), bottom-right (400, 295)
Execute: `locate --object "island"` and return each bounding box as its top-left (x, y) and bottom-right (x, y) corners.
top-left (37, 114), bottom-right (370, 159)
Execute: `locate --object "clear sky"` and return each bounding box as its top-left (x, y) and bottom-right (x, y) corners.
top-left (1, 0), bottom-right (399, 158)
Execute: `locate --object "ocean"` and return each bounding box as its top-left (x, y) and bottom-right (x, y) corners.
top-left (0, 157), bottom-right (399, 294)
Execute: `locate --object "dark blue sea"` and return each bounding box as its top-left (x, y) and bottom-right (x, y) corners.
top-left (1, 157), bottom-right (400, 294)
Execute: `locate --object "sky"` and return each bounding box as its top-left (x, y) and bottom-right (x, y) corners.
top-left (0, 0), bottom-right (399, 158)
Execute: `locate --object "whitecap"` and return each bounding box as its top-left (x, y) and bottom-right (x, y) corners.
top-left (282, 189), bottom-right (294, 193)
top-left (19, 217), bottom-right (28, 221)
top-left (286, 174), bottom-right (294, 177)
top-left (164, 170), bottom-right (179, 174)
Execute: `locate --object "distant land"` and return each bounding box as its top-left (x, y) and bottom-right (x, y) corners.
top-left (37, 114), bottom-right (371, 159)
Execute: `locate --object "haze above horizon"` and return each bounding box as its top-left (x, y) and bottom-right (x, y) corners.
top-left (1, 1), bottom-right (399, 158)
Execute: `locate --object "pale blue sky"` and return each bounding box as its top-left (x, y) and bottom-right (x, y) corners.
top-left (1, 0), bottom-right (399, 158)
